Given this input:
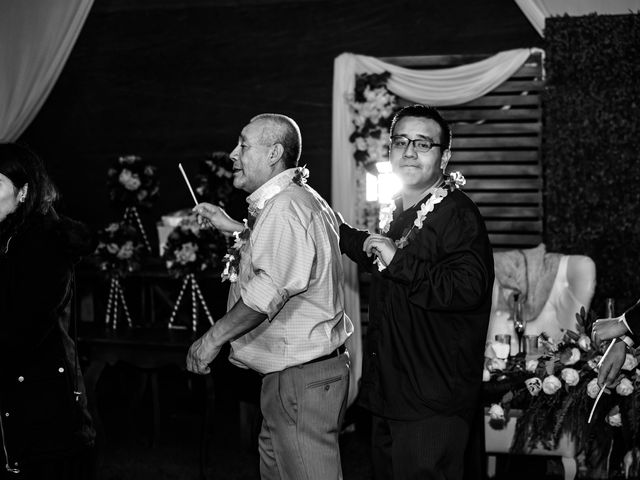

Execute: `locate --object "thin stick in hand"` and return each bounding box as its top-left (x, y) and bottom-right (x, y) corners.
top-left (587, 340), bottom-right (617, 424)
top-left (178, 163), bottom-right (198, 206)
top-left (588, 385), bottom-right (606, 424)
top-left (597, 339), bottom-right (616, 368)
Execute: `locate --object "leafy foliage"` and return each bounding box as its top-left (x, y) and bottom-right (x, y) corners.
top-left (543, 13), bottom-right (640, 311)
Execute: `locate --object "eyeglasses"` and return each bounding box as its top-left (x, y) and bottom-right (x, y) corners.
top-left (390, 135), bottom-right (441, 153)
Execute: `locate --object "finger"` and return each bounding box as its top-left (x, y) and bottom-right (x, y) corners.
top-left (598, 362), bottom-right (612, 387)
top-left (605, 368), bottom-right (618, 387)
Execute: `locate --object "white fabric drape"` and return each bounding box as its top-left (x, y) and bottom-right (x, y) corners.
top-left (332, 48), bottom-right (538, 405)
top-left (0, 0), bottom-right (94, 141)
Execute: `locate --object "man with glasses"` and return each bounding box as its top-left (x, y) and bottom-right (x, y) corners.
top-left (339, 105), bottom-right (494, 479)
top-left (187, 113), bottom-right (353, 480)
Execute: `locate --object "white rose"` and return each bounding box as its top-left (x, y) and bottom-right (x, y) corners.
top-left (482, 369), bottom-right (491, 382)
top-left (561, 368), bottom-right (580, 387)
top-left (525, 377), bottom-right (542, 396)
top-left (118, 169), bottom-right (141, 191)
top-left (526, 359), bottom-right (539, 373)
top-left (487, 358), bottom-right (507, 372)
top-left (586, 378), bottom-right (601, 399)
top-left (488, 404), bottom-right (505, 421)
top-left (622, 353), bottom-right (639, 371)
top-left (577, 335), bottom-right (592, 351)
top-left (176, 242), bottom-right (198, 265)
top-left (355, 137), bottom-right (368, 151)
top-left (616, 378), bottom-right (634, 396)
top-left (116, 241), bottom-right (134, 260)
top-left (607, 412), bottom-right (623, 427)
top-left (562, 347), bottom-right (581, 366)
top-left (542, 375), bottom-right (562, 395)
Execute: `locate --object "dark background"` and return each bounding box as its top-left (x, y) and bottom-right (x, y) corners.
top-left (19, 0), bottom-right (541, 232)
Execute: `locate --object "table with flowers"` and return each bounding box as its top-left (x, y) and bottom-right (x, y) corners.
top-left (482, 307), bottom-right (640, 479)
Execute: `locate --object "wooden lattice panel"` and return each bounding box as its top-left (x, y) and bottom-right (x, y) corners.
top-left (384, 52), bottom-right (545, 249)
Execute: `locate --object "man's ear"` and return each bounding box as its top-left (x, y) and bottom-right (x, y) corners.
top-left (268, 143), bottom-right (285, 166)
top-left (440, 149), bottom-right (451, 171)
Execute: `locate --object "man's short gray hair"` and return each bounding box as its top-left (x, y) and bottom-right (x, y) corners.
top-left (250, 113), bottom-right (302, 168)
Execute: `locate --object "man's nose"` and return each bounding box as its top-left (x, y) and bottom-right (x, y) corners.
top-left (403, 142), bottom-right (417, 157)
top-left (230, 146), bottom-right (240, 160)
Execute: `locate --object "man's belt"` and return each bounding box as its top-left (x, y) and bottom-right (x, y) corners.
top-left (302, 344), bottom-right (347, 366)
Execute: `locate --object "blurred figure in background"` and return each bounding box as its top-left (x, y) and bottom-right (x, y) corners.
top-left (0, 143), bottom-right (96, 480)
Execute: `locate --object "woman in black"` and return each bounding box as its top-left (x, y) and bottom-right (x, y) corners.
top-left (0, 143), bottom-right (96, 479)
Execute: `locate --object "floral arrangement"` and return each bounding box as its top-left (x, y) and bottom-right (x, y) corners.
top-left (93, 222), bottom-right (145, 276)
top-left (107, 155), bottom-right (159, 209)
top-left (483, 307), bottom-right (640, 476)
top-left (346, 72), bottom-right (399, 171)
top-left (162, 214), bottom-right (227, 277)
top-left (194, 151), bottom-right (234, 206)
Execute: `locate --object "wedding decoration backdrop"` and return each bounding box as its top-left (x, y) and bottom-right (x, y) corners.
top-left (0, 0), bottom-right (94, 141)
top-left (332, 48), bottom-right (540, 404)
top-left (543, 13), bottom-right (640, 312)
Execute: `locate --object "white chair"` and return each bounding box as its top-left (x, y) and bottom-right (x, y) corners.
top-left (487, 254), bottom-right (596, 353)
top-left (485, 251), bottom-right (596, 480)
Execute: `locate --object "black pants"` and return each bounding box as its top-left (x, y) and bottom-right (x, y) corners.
top-left (371, 414), bottom-right (470, 480)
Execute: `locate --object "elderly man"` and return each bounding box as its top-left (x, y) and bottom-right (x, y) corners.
top-left (339, 105), bottom-right (494, 480)
top-left (187, 113), bottom-right (352, 480)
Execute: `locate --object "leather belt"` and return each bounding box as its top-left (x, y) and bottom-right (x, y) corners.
top-left (302, 344), bottom-right (347, 366)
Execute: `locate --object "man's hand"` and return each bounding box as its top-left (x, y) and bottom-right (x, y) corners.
top-left (592, 316), bottom-right (629, 346)
top-left (186, 330), bottom-right (222, 375)
top-left (363, 234), bottom-right (397, 268)
top-left (597, 339), bottom-right (626, 388)
top-left (193, 203), bottom-right (243, 234)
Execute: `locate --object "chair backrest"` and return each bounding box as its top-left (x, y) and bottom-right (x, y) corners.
top-left (486, 254), bottom-right (596, 354)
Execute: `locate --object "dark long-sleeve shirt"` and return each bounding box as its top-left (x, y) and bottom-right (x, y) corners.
top-left (340, 189), bottom-right (494, 422)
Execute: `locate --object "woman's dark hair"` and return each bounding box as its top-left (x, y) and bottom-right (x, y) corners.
top-left (0, 143), bottom-right (58, 242)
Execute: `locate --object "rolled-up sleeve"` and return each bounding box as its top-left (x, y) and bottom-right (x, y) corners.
top-left (241, 210), bottom-right (316, 320)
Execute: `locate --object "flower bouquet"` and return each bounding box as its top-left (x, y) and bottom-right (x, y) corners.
top-left (93, 222), bottom-right (145, 328)
top-left (346, 72), bottom-right (398, 172)
top-left (161, 214), bottom-right (227, 330)
top-left (107, 155), bottom-right (159, 209)
top-left (94, 222), bottom-right (145, 276)
top-left (107, 154), bottom-right (159, 253)
top-left (483, 307), bottom-right (640, 476)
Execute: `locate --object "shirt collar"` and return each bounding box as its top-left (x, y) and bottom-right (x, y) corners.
top-left (247, 168), bottom-right (297, 217)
